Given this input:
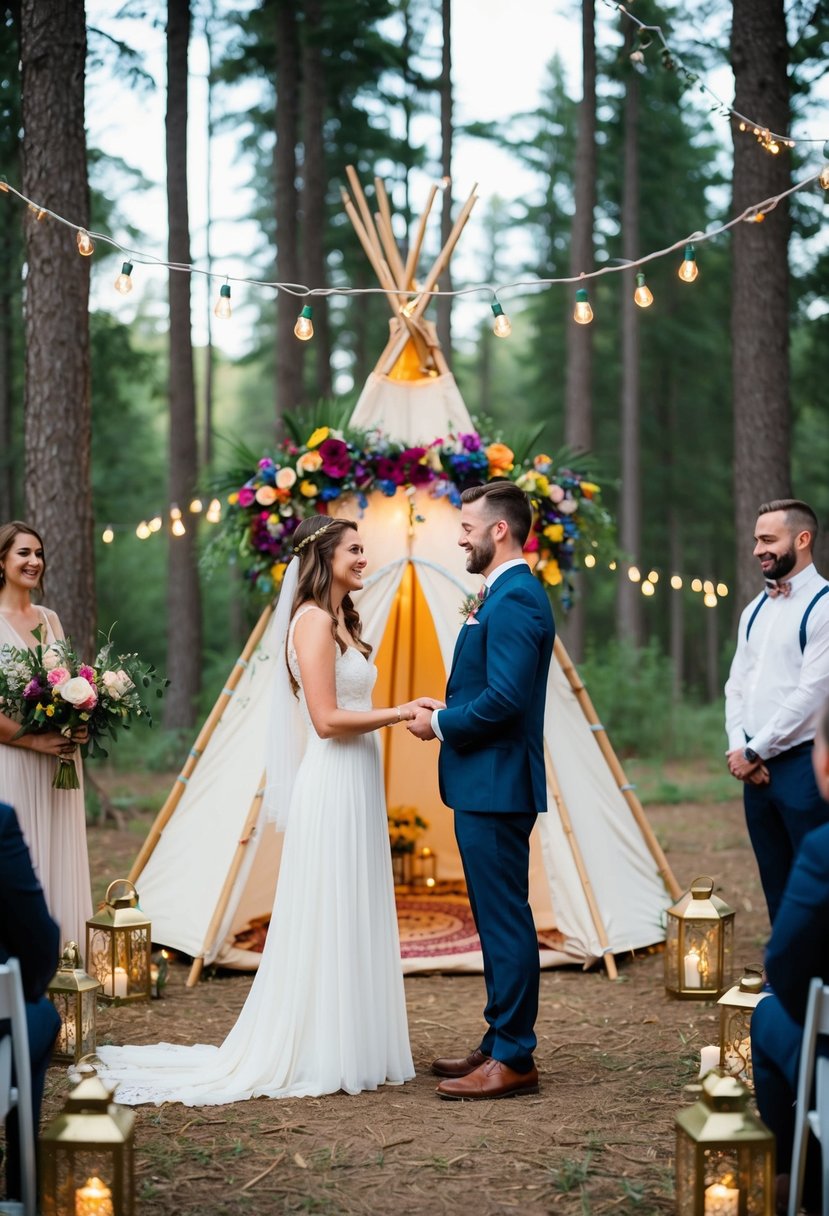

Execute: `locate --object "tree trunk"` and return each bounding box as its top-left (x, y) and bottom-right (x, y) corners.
top-left (164, 0), bottom-right (202, 727)
top-left (0, 213), bottom-right (16, 521)
top-left (731, 0), bottom-right (791, 606)
top-left (21, 0), bottom-right (95, 657)
top-left (274, 0), bottom-right (301, 428)
top-left (300, 0), bottom-right (331, 399)
top-left (615, 32), bottom-right (643, 646)
top-left (203, 0), bottom-right (215, 469)
top-left (560, 0), bottom-right (596, 663)
top-left (435, 0), bottom-right (452, 358)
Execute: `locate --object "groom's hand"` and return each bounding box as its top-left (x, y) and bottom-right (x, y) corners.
top-left (407, 704), bottom-right (438, 740)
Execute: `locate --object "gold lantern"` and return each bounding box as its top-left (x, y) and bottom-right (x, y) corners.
top-left (39, 1076), bottom-right (135, 1216)
top-left (85, 880), bottom-right (151, 1003)
top-left (412, 846), bottom-right (438, 890)
top-left (47, 942), bottom-right (101, 1063)
top-left (675, 1070), bottom-right (774, 1215)
top-left (665, 876), bottom-right (735, 999)
top-left (717, 970), bottom-right (768, 1087)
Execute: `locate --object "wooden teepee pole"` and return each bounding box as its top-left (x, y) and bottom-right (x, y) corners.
top-left (186, 775), bottom-right (266, 987)
top-left (403, 182), bottom-right (439, 289)
top-left (373, 176), bottom-right (408, 288)
top-left (129, 601), bottom-right (275, 884)
top-left (544, 741), bottom-right (618, 980)
top-left (553, 636), bottom-right (682, 901)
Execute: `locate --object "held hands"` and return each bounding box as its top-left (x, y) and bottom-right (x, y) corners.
top-left (405, 696), bottom-right (445, 742)
top-left (726, 749), bottom-right (770, 785)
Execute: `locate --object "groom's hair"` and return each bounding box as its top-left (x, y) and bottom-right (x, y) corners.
top-left (461, 482), bottom-right (532, 546)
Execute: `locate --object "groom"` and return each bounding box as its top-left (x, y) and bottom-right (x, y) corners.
top-left (408, 481), bottom-right (555, 1099)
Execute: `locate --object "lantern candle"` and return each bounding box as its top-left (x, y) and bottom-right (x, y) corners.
top-left (699, 1044), bottom-right (720, 1077)
top-left (105, 968), bottom-right (128, 999)
top-left (703, 1181), bottom-right (739, 1215)
top-left (684, 949), bottom-right (702, 988)
top-left (75, 1175), bottom-right (114, 1216)
top-left (150, 964), bottom-right (160, 999)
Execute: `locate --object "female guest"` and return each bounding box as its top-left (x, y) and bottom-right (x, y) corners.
top-left (0, 520), bottom-right (92, 956)
top-left (98, 516), bottom-right (425, 1104)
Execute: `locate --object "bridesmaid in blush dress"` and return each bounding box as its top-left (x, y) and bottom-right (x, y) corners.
top-left (0, 520), bottom-right (92, 956)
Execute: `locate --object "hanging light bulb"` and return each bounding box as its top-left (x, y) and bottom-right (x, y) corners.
top-left (583, 554), bottom-right (597, 568)
top-left (641, 581), bottom-right (655, 597)
top-left (170, 505), bottom-right (186, 537)
top-left (717, 582), bottom-right (729, 597)
top-left (189, 498), bottom-right (203, 514)
top-left (648, 570), bottom-right (659, 583)
top-left (490, 301), bottom-right (512, 338)
top-left (205, 498), bottom-right (222, 524)
top-left (294, 305), bottom-right (314, 341)
top-left (634, 272), bottom-right (653, 308)
top-left (670, 575), bottom-right (683, 590)
top-left (573, 287), bottom-right (593, 325)
top-left (678, 244), bottom-right (699, 283)
top-left (704, 592), bottom-right (718, 608)
top-left (148, 515), bottom-right (163, 533)
top-left (135, 521), bottom-right (151, 540)
top-left (114, 261), bottom-right (134, 295)
top-left (214, 283), bottom-right (232, 320)
top-left (76, 230), bottom-right (94, 257)
top-left (691, 577), bottom-right (703, 593)
top-left (819, 165), bottom-right (829, 190)
top-left (628, 565), bottom-right (641, 583)
top-left (101, 526), bottom-right (114, 544)
top-left (0, 178), bottom-right (8, 192)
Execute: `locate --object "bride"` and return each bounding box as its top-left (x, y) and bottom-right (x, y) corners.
top-left (97, 515), bottom-right (428, 1105)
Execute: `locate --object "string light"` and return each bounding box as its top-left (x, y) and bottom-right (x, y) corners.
top-left (647, 570), bottom-right (659, 583)
top-left (573, 287), bottom-right (593, 325)
top-left (170, 505), bottom-right (186, 537)
top-left (628, 565), bottom-right (641, 582)
top-left (583, 553), bottom-right (597, 568)
top-left (642, 581), bottom-right (655, 597)
top-left (716, 582), bottom-right (728, 597)
top-left (294, 305), bottom-right (314, 341)
top-left (205, 498), bottom-right (222, 523)
top-left (114, 261), bottom-right (134, 295)
top-left (691, 578), bottom-right (703, 593)
top-left (76, 229), bottom-right (94, 256)
top-left (189, 498), bottom-right (203, 513)
top-left (678, 243), bottom-right (698, 282)
top-left (671, 575), bottom-right (683, 590)
top-left (148, 515), bottom-right (163, 533)
top-left (136, 521), bottom-right (151, 540)
top-left (634, 272), bottom-right (654, 308)
top-left (101, 526), bottom-right (114, 544)
top-left (704, 592), bottom-right (718, 608)
top-left (820, 165), bottom-right (829, 190)
top-left (214, 283), bottom-right (232, 320)
top-left (490, 300), bottom-right (512, 337)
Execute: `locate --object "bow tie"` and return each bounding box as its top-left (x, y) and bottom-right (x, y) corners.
top-left (766, 579), bottom-right (792, 599)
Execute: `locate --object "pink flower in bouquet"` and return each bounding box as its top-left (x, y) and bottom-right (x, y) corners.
top-left (255, 485), bottom-right (278, 506)
top-left (319, 438), bottom-right (351, 478)
top-left (548, 484), bottom-right (565, 504)
top-left (78, 664), bottom-right (96, 683)
top-left (59, 676), bottom-right (98, 709)
top-left (102, 669), bottom-right (134, 701)
top-left (47, 667), bottom-right (71, 688)
top-left (238, 486), bottom-right (256, 508)
top-left (41, 646), bottom-right (61, 671)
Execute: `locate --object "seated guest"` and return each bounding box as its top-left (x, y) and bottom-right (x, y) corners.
top-left (0, 800), bottom-right (60, 1203)
top-left (751, 702), bottom-right (829, 1215)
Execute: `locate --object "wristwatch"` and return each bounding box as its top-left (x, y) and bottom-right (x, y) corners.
top-left (744, 746), bottom-right (761, 764)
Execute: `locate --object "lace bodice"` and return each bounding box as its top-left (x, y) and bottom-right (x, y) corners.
top-left (287, 605), bottom-right (377, 721)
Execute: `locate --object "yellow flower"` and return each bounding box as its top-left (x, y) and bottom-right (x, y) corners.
top-left (45, 704), bottom-right (55, 717)
top-left (543, 524), bottom-right (564, 543)
top-left (515, 472), bottom-right (536, 492)
top-left (297, 450), bottom-right (323, 474)
top-left (539, 559), bottom-right (563, 587)
top-left (307, 426), bottom-right (329, 449)
top-left (486, 442), bottom-right (514, 474)
top-left (271, 562), bottom-right (288, 584)
top-left (579, 481), bottom-right (600, 497)
top-left (227, 491), bottom-right (239, 505)
top-left (534, 474), bottom-right (550, 497)
top-left (300, 479), bottom-right (318, 498)
top-left (533, 453), bottom-right (552, 471)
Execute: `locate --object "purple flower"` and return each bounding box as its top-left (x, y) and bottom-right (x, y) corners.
top-left (23, 678), bottom-right (42, 700)
top-left (376, 457), bottom-right (405, 486)
top-left (460, 432), bottom-right (482, 452)
top-left (398, 448), bottom-right (432, 486)
top-left (319, 438), bottom-right (351, 478)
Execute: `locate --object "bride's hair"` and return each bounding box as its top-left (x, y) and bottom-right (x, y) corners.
top-left (287, 516), bottom-right (372, 690)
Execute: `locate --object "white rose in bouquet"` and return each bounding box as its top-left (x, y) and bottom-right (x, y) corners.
top-left (102, 669), bottom-right (134, 701)
top-left (59, 676), bottom-right (97, 708)
top-left (41, 646), bottom-right (61, 671)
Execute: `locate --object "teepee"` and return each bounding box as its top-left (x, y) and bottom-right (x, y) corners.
top-left (128, 173), bottom-right (679, 985)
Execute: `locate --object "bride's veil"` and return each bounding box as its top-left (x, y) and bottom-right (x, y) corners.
top-left (262, 556), bottom-right (306, 831)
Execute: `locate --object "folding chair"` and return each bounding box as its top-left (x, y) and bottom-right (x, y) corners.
top-left (0, 958), bottom-right (36, 1216)
top-left (789, 977), bottom-right (829, 1216)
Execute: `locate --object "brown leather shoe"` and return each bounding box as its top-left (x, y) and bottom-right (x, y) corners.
top-left (436, 1057), bottom-right (539, 1101)
top-left (431, 1048), bottom-right (489, 1078)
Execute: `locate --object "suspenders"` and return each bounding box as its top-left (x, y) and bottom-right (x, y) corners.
top-left (745, 585), bottom-right (829, 653)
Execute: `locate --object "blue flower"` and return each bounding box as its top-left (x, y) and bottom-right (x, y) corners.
top-left (320, 486), bottom-right (341, 501)
top-left (378, 479), bottom-right (397, 497)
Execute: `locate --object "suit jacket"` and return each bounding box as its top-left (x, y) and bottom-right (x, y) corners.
top-left (0, 801), bottom-right (60, 1003)
top-left (765, 820), bottom-right (829, 1025)
top-left (438, 564), bottom-right (555, 814)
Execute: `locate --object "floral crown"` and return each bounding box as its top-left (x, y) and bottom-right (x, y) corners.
top-left (293, 520), bottom-right (335, 554)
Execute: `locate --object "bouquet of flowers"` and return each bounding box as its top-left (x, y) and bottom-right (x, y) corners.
top-left (0, 626), bottom-right (166, 789)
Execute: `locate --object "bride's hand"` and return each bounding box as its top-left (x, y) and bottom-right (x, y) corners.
top-left (414, 696), bottom-right (445, 711)
top-left (24, 731), bottom-right (77, 758)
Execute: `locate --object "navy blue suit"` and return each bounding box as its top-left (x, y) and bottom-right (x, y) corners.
top-left (0, 801), bottom-right (61, 1201)
top-left (438, 564), bottom-right (554, 1072)
top-left (751, 821), bottom-right (829, 1207)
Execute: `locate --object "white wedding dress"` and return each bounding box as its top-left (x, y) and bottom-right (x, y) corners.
top-left (97, 606), bottom-right (414, 1105)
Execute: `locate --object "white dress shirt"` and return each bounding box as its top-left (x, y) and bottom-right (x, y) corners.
top-left (724, 562), bottom-right (829, 759)
top-left (432, 559), bottom-right (530, 741)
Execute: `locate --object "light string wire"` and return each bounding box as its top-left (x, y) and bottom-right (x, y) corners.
top-left (600, 0), bottom-right (828, 147)
top-left (0, 171), bottom-right (823, 302)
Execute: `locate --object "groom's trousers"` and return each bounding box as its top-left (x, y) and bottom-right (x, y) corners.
top-left (454, 809), bottom-right (538, 1074)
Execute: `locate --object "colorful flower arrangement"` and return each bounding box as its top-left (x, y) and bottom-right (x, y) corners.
top-left (0, 628), bottom-right (166, 788)
top-left (387, 807), bottom-right (429, 854)
top-left (213, 424), bottom-right (612, 603)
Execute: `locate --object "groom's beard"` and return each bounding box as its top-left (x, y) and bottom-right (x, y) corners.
top-left (465, 535), bottom-right (496, 574)
top-left (759, 544), bottom-right (797, 582)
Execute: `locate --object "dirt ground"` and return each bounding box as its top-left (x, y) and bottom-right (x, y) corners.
top-left (40, 785), bottom-right (769, 1216)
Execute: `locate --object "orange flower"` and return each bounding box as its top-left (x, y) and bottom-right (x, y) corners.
top-left (255, 485), bottom-right (278, 506)
top-left (486, 442), bottom-right (514, 475)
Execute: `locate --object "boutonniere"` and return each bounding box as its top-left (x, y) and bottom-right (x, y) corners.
top-left (459, 587), bottom-right (487, 620)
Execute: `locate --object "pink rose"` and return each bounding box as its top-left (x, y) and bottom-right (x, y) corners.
top-left (47, 667), bottom-right (71, 688)
top-left (238, 486), bottom-right (256, 507)
top-left (78, 664), bottom-right (96, 682)
top-left (548, 485), bottom-right (565, 504)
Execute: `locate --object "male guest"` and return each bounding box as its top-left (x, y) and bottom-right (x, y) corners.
top-left (408, 482), bottom-right (554, 1100)
top-left (0, 800), bottom-right (60, 1202)
top-left (751, 701), bottom-right (829, 1215)
top-left (724, 499), bottom-right (829, 923)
